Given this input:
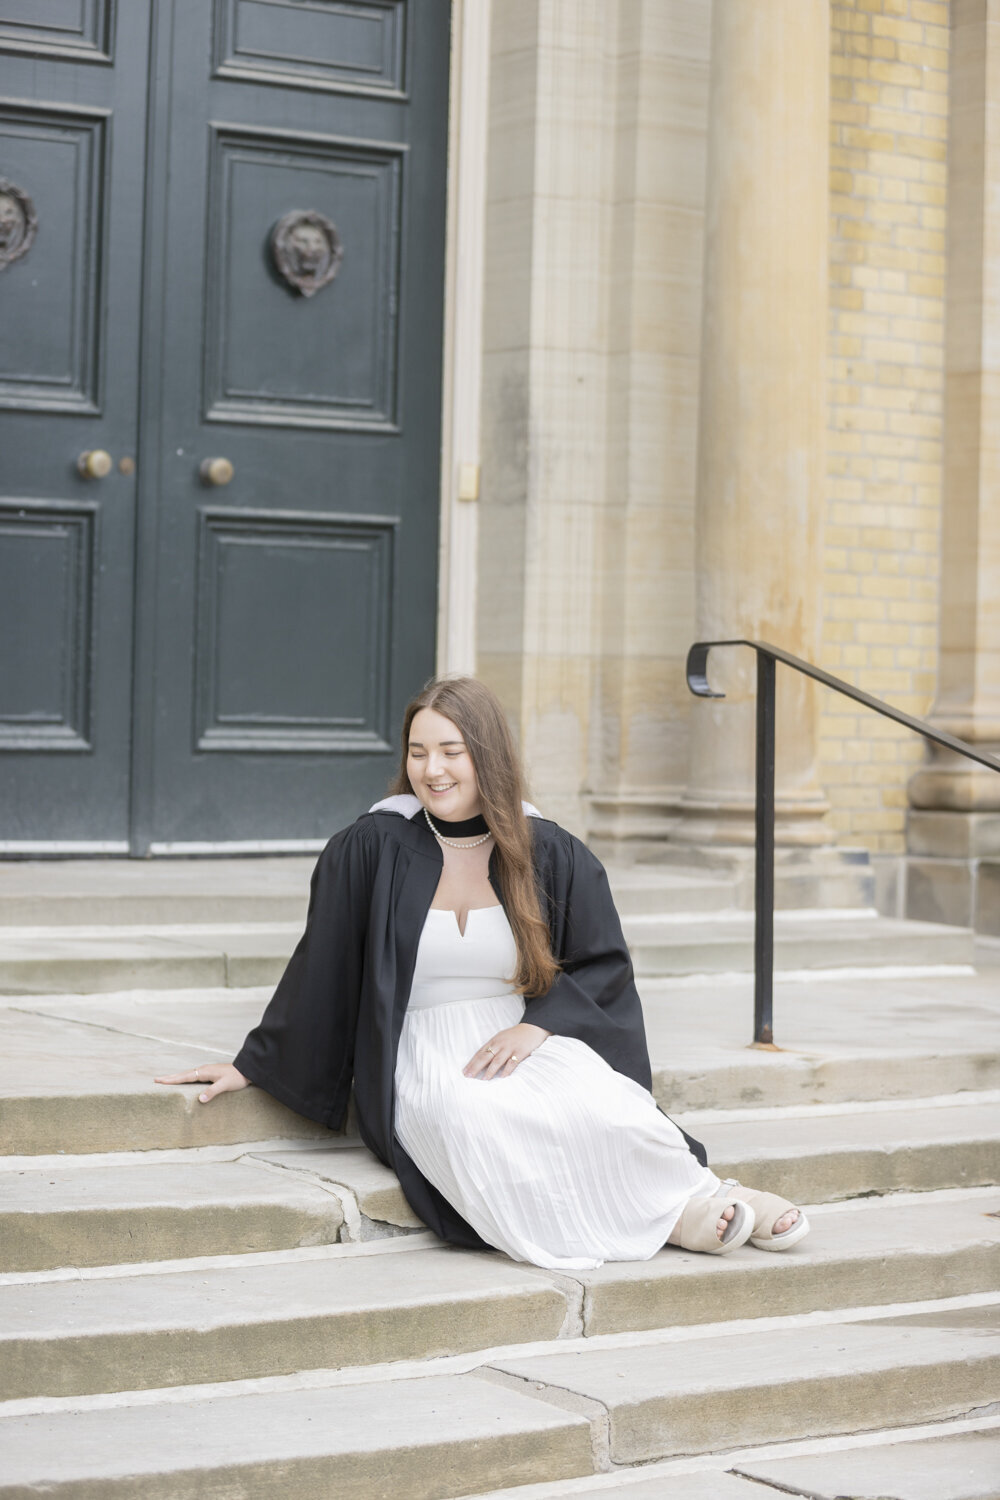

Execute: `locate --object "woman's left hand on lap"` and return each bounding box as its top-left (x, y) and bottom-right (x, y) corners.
top-left (463, 1022), bottom-right (551, 1079)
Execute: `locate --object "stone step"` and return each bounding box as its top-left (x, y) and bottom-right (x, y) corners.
top-left (0, 858), bottom-right (315, 928)
top-left (2, 1298), bottom-right (998, 1497)
top-left (3, 1190), bottom-right (997, 1402)
top-left (0, 1370), bottom-right (594, 1499)
top-left (4, 1090), bottom-right (997, 1273)
top-left (606, 865), bottom-right (739, 916)
top-left (685, 1093), bottom-right (1000, 1204)
top-left (208, 1098), bottom-right (1000, 1228)
top-left (624, 910), bottom-right (976, 976)
top-left (590, 830), bottom-right (876, 912)
top-left (728, 1426), bottom-right (1000, 1500)
top-left (0, 921), bottom-right (301, 995)
top-left (641, 966), bottom-right (1000, 1110)
top-left (574, 1187), bottom-right (1000, 1335)
top-left (0, 1243), bottom-right (568, 1403)
top-left (490, 1297), bottom-right (1000, 1468)
top-left (471, 1422), bottom-right (1000, 1499)
top-left (0, 857), bottom-right (739, 926)
top-left (0, 1159), bottom-right (348, 1272)
top-left (0, 1003), bottom-right (336, 1155)
top-left (0, 908), bottom-right (976, 997)
top-left (5, 968), bottom-right (1000, 1155)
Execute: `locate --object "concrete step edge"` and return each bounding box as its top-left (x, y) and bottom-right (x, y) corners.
top-left (4, 1111), bottom-right (998, 1258)
top-left (4, 1192), bottom-right (1000, 1404)
top-left (0, 1244), bottom-right (577, 1403)
top-left (3, 1112), bottom-right (995, 1180)
top-left (460, 1414), bottom-right (1000, 1500)
top-left (678, 1087), bottom-right (1000, 1126)
top-left (2, 1290), bottom-right (996, 1429)
top-left (2, 1183), bottom-right (996, 1287)
top-left (5, 1356), bottom-right (995, 1494)
top-left (9, 911), bottom-right (967, 940)
top-left (0, 1156), bottom-right (356, 1273)
top-left (5, 1113), bottom-right (998, 1214)
top-left (489, 1292), bottom-right (1000, 1469)
top-left (3, 1284), bottom-right (995, 1500)
top-left (3, 1044), bottom-right (998, 1158)
top-left (0, 1370), bottom-right (595, 1499)
top-left (5, 1025), bottom-right (998, 1151)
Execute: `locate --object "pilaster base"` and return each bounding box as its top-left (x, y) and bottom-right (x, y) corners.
top-left (655, 842), bottom-right (874, 912)
top-left (903, 810), bottom-right (1000, 934)
top-left (586, 790), bottom-right (873, 909)
top-left (903, 856), bottom-right (1000, 936)
top-left (907, 763), bottom-right (1000, 815)
top-left (586, 792), bottom-right (682, 867)
top-left (669, 793), bottom-right (833, 851)
top-left (907, 809), bottom-right (1000, 859)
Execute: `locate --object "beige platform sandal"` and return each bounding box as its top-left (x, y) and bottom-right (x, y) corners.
top-left (719, 1180), bottom-right (811, 1251)
top-left (667, 1193), bottom-right (754, 1255)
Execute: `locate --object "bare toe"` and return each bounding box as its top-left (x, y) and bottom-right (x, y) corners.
top-left (717, 1204), bottom-right (735, 1240)
top-left (773, 1209), bottom-right (799, 1236)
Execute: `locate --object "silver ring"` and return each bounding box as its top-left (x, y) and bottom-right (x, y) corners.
top-left (510, 1054), bottom-right (518, 1064)
top-left (486, 1046), bottom-right (497, 1056)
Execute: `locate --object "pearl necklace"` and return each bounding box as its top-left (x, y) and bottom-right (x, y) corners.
top-left (423, 806), bottom-right (493, 849)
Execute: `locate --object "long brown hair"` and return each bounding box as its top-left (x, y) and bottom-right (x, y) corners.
top-left (391, 677), bottom-right (559, 998)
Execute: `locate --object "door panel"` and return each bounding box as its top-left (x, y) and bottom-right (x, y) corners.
top-left (0, 6), bottom-right (150, 850)
top-left (212, 0), bottom-right (407, 97)
top-left (203, 126), bottom-right (403, 429)
top-left (193, 507), bottom-right (395, 754)
top-left (133, 0), bottom-right (449, 850)
top-left (0, 499), bottom-right (96, 751)
top-left (0, 2), bottom-right (114, 64)
top-left (0, 106), bottom-right (105, 412)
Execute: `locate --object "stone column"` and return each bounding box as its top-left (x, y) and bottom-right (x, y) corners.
top-left (673, 0), bottom-right (831, 850)
top-left (906, 0), bottom-right (1000, 931)
top-left (587, 0), bottom-right (713, 864)
top-left (476, 1), bottom-right (619, 835)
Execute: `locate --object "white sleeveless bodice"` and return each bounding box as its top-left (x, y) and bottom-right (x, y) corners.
top-left (406, 905), bottom-right (518, 1009)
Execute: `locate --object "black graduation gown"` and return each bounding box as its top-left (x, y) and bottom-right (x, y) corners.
top-left (233, 808), bottom-right (707, 1251)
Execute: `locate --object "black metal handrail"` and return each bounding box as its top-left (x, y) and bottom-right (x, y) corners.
top-left (686, 639), bottom-right (1000, 1047)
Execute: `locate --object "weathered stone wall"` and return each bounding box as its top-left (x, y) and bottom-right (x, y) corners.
top-left (476, 0), bottom-right (957, 858)
top-left (821, 0), bottom-right (950, 854)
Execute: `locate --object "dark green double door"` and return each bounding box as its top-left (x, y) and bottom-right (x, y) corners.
top-left (0, 1), bottom-right (449, 854)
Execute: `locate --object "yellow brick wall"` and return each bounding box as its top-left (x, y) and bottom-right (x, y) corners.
top-left (821, 0), bottom-right (949, 853)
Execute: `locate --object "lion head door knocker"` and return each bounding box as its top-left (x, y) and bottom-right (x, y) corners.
top-left (270, 209), bottom-right (343, 298)
top-left (0, 179), bottom-right (38, 271)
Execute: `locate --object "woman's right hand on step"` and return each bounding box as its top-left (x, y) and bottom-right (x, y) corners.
top-left (153, 1063), bottom-right (250, 1103)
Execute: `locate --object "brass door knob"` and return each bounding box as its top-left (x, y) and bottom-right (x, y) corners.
top-left (77, 449), bottom-right (113, 479)
top-left (200, 457), bottom-right (235, 486)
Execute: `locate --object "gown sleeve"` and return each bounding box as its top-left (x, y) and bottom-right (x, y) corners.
top-left (520, 829), bottom-right (653, 1090)
top-left (520, 825), bottom-right (708, 1168)
top-left (232, 815), bottom-right (376, 1130)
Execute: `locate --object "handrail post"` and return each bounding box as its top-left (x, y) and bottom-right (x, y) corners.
top-left (688, 634), bottom-right (1000, 1048)
top-left (754, 650), bottom-right (776, 1046)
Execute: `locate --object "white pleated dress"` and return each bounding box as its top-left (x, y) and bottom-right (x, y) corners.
top-left (393, 902), bottom-right (721, 1271)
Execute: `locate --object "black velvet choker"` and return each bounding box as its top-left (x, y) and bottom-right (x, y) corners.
top-left (424, 809), bottom-right (490, 838)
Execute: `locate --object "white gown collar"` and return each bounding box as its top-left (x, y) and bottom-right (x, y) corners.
top-left (369, 792), bottom-right (542, 819)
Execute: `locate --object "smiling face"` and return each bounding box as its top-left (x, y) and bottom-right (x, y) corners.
top-left (406, 706), bottom-right (483, 822)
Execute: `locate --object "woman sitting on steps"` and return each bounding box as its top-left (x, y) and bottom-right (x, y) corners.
top-left (157, 676), bottom-right (808, 1270)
